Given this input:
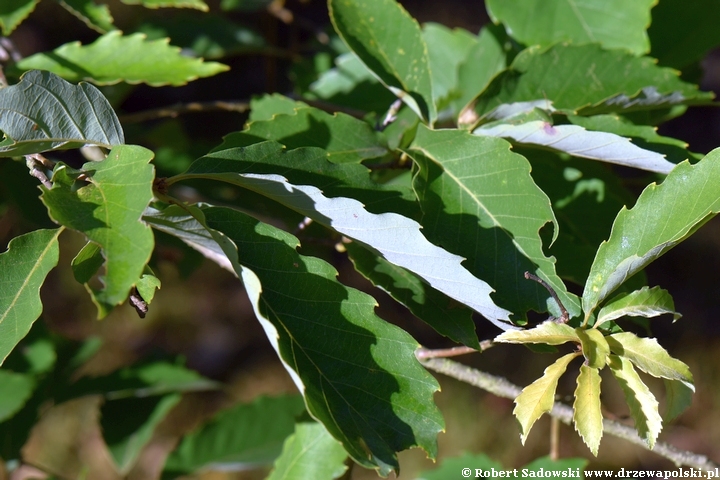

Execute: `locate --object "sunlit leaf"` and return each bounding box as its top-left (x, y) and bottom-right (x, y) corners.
top-left (16, 31), bottom-right (228, 86)
top-left (0, 0), bottom-right (38, 35)
top-left (422, 23), bottom-right (477, 109)
top-left (513, 352), bottom-right (580, 443)
top-left (608, 354), bottom-right (662, 448)
top-left (0, 70), bottom-right (124, 157)
top-left (461, 44), bottom-right (713, 127)
top-left (59, 0), bottom-right (115, 33)
top-left (135, 271), bottom-right (161, 305)
top-left (573, 365), bottom-right (603, 456)
top-left (329, 0), bottom-right (436, 123)
top-left (576, 328), bottom-right (609, 369)
top-left (595, 286), bottom-right (680, 328)
top-left (0, 229), bottom-right (61, 366)
top-left (267, 422), bottom-right (348, 480)
top-left (248, 94), bottom-right (303, 122)
top-left (408, 125), bottom-right (580, 322)
top-left (41, 146), bottom-right (155, 318)
top-left (583, 151), bottom-right (720, 317)
top-left (496, 321), bottom-right (579, 345)
top-left (607, 332), bottom-right (693, 386)
top-left (486, 0), bottom-right (654, 55)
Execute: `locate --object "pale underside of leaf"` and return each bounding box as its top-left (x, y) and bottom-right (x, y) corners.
top-left (595, 286), bottom-right (680, 328)
top-left (474, 121), bottom-right (677, 174)
top-left (583, 151), bottom-right (720, 316)
top-left (0, 70), bottom-right (124, 156)
top-left (514, 352), bottom-right (580, 443)
top-left (0, 228), bottom-right (61, 366)
top-left (608, 354), bottom-right (662, 448)
top-left (573, 365), bottom-right (603, 456)
top-left (495, 321), bottom-right (579, 345)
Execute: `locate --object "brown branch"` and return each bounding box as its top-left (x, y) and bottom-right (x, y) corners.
top-left (119, 101), bottom-right (250, 124)
top-left (415, 341), bottom-right (493, 360)
top-left (525, 271), bottom-right (569, 323)
top-left (418, 356), bottom-right (719, 471)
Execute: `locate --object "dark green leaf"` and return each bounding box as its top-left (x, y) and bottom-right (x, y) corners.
top-left (0, 0), bottom-right (38, 35)
top-left (41, 146), bottom-right (155, 318)
top-left (0, 228), bottom-right (61, 366)
top-left (408, 126), bottom-right (580, 322)
top-left (329, 0), bottom-right (436, 123)
top-left (582, 151), bottom-right (720, 317)
top-left (663, 379), bottom-right (693, 422)
top-left (486, 0), bottom-right (654, 55)
top-left (0, 370), bottom-right (35, 422)
top-left (16, 31), bottom-right (229, 86)
top-left (267, 422), bottom-right (348, 480)
top-left (0, 70), bottom-right (124, 156)
top-left (164, 395), bottom-right (306, 473)
top-left (461, 44), bottom-right (713, 127)
top-left (345, 241), bottom-right (479, 348)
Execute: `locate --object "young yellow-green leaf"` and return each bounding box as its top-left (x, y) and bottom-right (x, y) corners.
top-left (595, 286), bottom-right (680, 328)
top-left (329, 0), bottom-right (436, 123)
top-left (576, 328), bottom-right (609, 369)
top-left (0, 0), bottom-right (38, 35)
top-left (267, 422), bottom-right (348, 480)
top-left (607, 332), bottom-right (693, 386)
top-left (0, 229), bottom-right (61, 366)
top-left (16, 31), bottom-right (228, 86)
top-left (608, 354), bottom-right (662, 448)
top-left (583, 151), bottom-right (720, 318)
top-left (461, 44), bottom-right (713, 127)
top-left (486, 0), bottom-right (654, 55)
top-left (514, 352), bottom-right (580, 444)
top-left (408, 126), bottom-right (580, 322)
top-left (59, 0), bottom-right (115, 33)
top-left (119, 0), bottom-right (208, 10)
top-left (136, 271), bottom-right (161, 304)
top-left (663, 379), bottom-right (694, 422)
top-left (573, 365), bottom-right (603, 455)
top-left (495, 321), bottom-right (579, 345)
top-left (0, 70), bottom-right (124, 157)
top-left (41, 146), bottom-right (155, 318)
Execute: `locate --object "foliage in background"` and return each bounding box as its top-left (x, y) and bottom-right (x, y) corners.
top-left (1, 0), bottom-right (719, 478)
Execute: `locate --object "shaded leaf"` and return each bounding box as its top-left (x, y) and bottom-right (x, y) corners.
top-left (0, 370), bottom-right (35, 423)
top-left (495, 321), bottom-right (579, 345)
top-left (200, 205), bottom-right (444, 475)
top-left (0, 70), bottom-right (124, 156)
top-left (422, 23), bottom-right (477, 108)
top-left (329, 0), bottom-right (436, 123)
top-left (576, 328), bottom-right (609, 369)
top-left (663, 379), bottom-right (694, 422)
top-left (486, 0), bottom-right (653, 55)
top-left (59, 0), bottom-right (115, 33)
top-left (582, 151), bottom-right (720, 317)
top-left (408, 126), bottom-right (580, 322)
top-left (596, 286), bottom-right (680, 328)
top-left (135, 271), bottom-right (161, 305)
top-left (0, 0), bottom-right (38, 35)
top-left (41, 145), bottom-right (155, 318)
top-left (461, 44), bottom-right (713, 127)
top-left (513, 352), bottom-right (580, 443)
top-left (345, 241), bottom-right (479, 348)
top-left (416, 452), bottom-right (504, 480)
top-left (573, 365), bottom-right (603, 455)
top-left (267, 422), bottom-right (348, 480)
top-left (119, 0), bottom-right (208, 10)
top-left (475, 119), bottom-right (677, 174)
top-left (71, 241), bottom-right (103, 284)
top-left (16, 31), bottom-right (228, 86)
top-left (219, 102), bottom-right (387, 164)
top-left (176, 164), bottom-right (513, 330)
top-left (648, 0), bottom-right (720, 70)
top-left (0, 229), bottom-right (61, 366)
top-left (606, 332), bottom-right (693, 386)
top-left (608, 354), bottom-right (662, 448)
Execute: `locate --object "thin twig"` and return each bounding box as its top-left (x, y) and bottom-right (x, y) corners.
top-left (525, 271), bottom-right (569, 323)
top-left (550, 416), bottom-right (560, 461)
top-left (25, 154), bottom-right (53, 189)
top-left (416, 341), bottom-right (493, 360)
top-left (418, 356), bottom-right (719, 471)
top-left (119, 101), bottom-right (250, 124)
